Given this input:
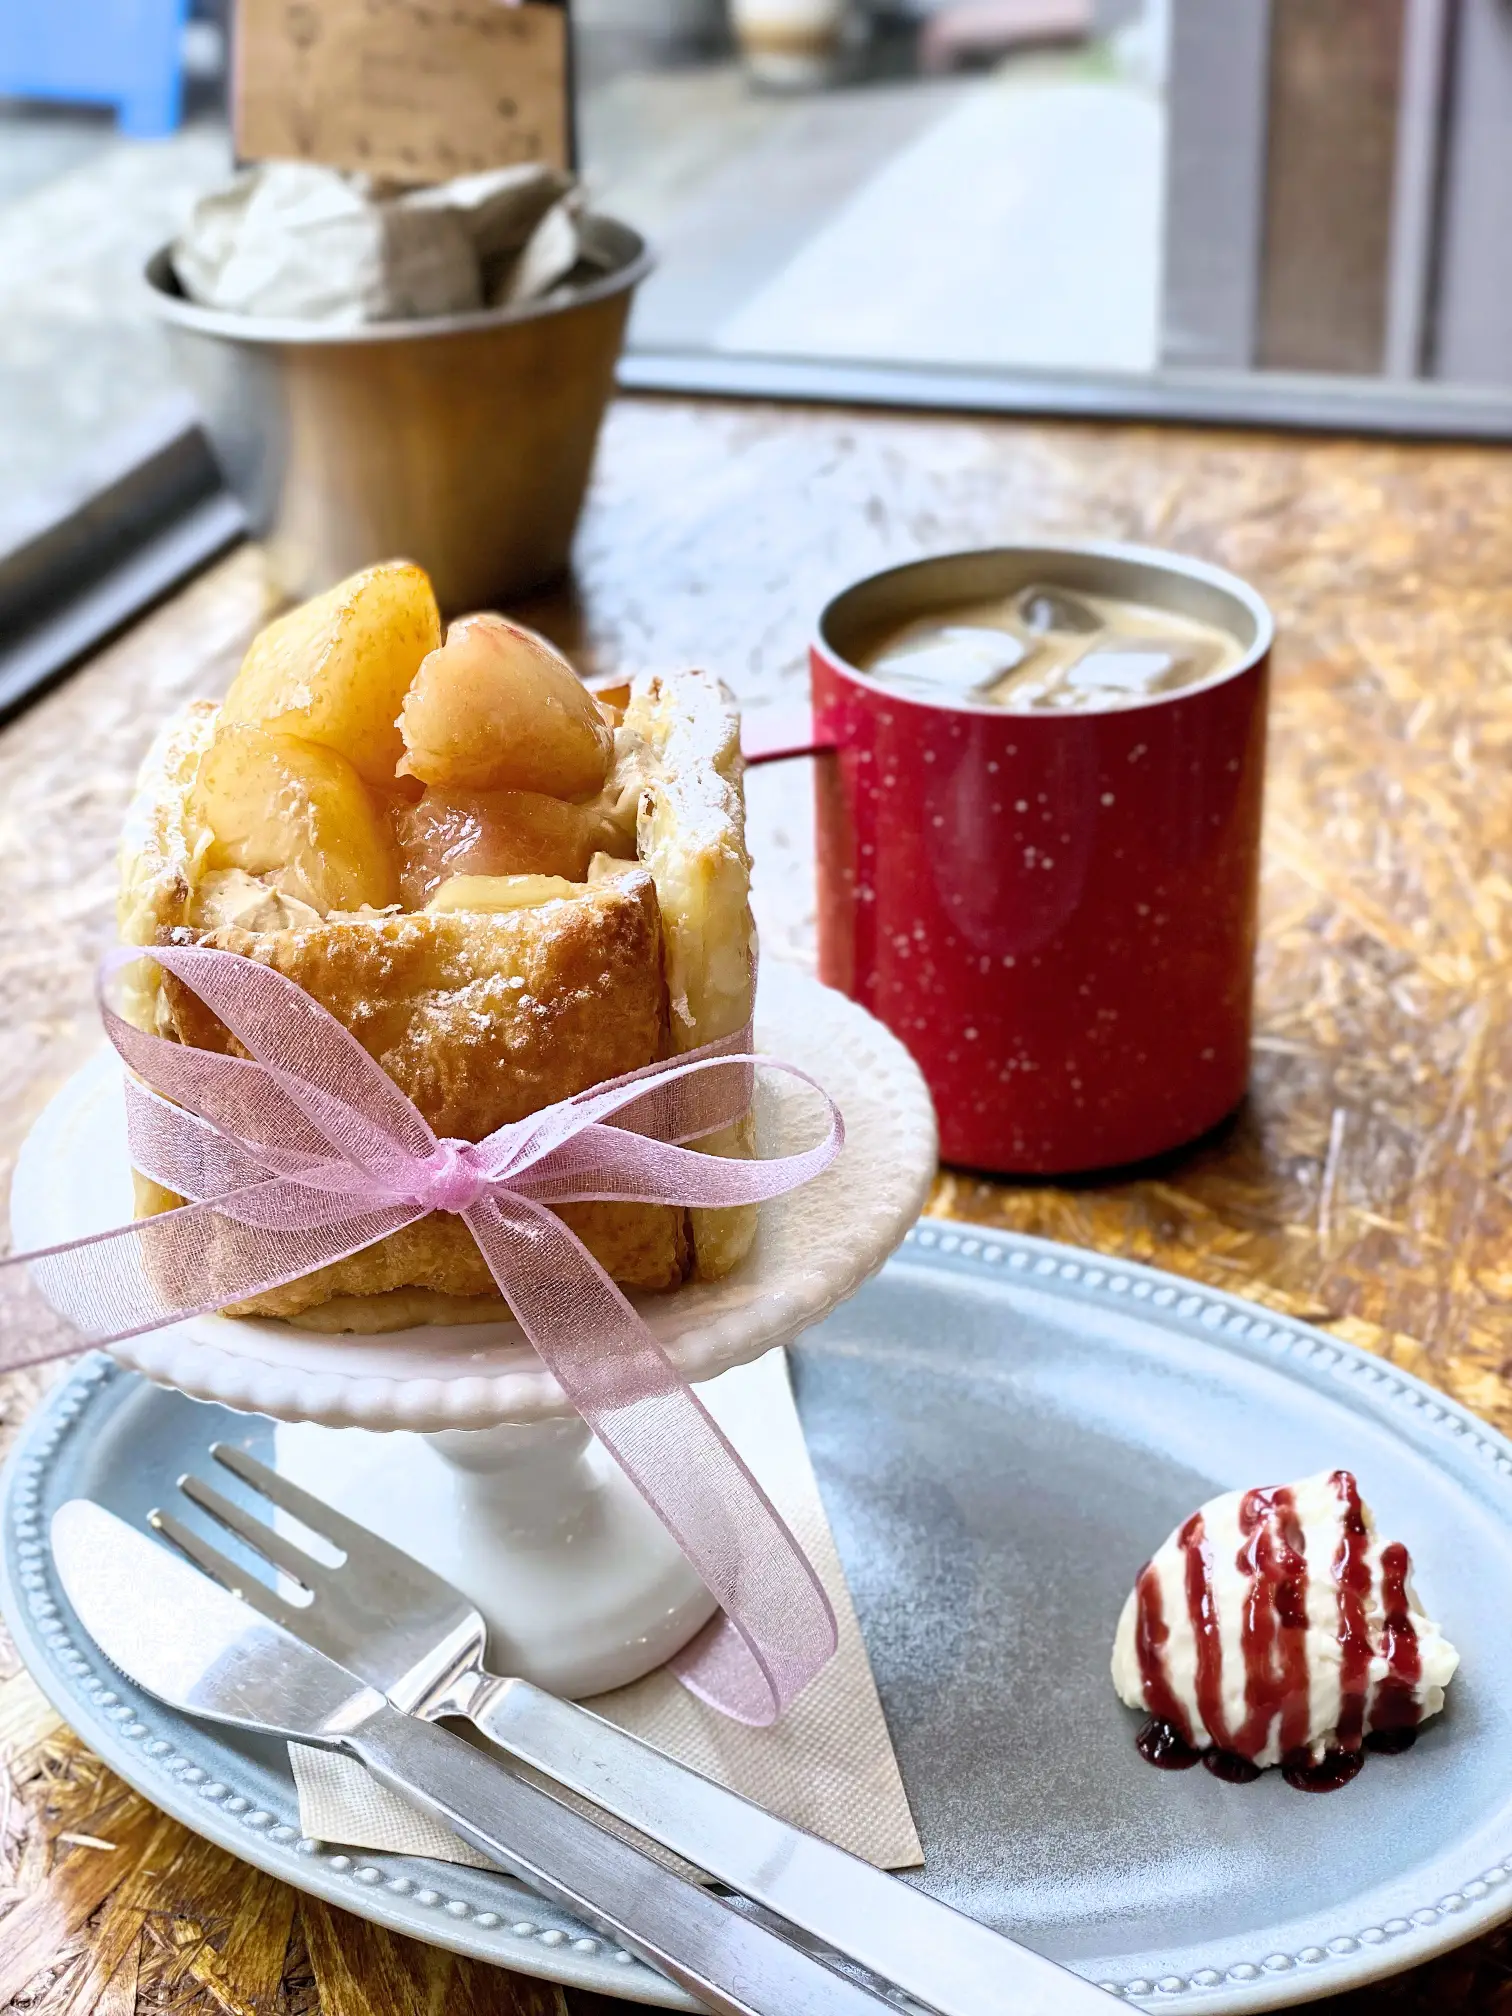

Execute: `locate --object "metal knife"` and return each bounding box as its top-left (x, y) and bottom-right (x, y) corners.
top-left (51, 1499), bottom-right (910, 2016)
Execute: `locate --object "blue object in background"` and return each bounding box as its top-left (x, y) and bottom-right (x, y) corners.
top-left (0, 0), bottom-right (190, 138)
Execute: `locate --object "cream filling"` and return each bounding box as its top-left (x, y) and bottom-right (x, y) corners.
top-left (191, 868), bottom-right (322, 933)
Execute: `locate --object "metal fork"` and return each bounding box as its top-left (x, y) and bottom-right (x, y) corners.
top-left (157, 1446), bottom-right (1114, 2016)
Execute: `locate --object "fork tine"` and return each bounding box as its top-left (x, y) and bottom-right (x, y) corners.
top-left (179, 1472), bottom-right (328, 1588)
top-left (210, 1444), bottom-right (376, 1560)
top-left (149, 1507), bottom-right (312, 1636)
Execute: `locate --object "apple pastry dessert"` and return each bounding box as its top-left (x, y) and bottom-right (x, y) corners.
top-left (117, 561), bottom-right (757, 1333)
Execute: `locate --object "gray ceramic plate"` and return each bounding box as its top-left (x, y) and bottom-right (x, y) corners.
top-left (6, 1225), bottom-right (1512, 2012)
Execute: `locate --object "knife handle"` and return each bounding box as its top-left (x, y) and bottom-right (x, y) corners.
top-left (468, 1676), bottom-right (1114, 2016)
top-left (343, 1703), bottom-right (892, 2016)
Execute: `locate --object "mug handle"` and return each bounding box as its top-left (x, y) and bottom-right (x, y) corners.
top-left (590, 678), bottom-right (834, 768)
top-left (741, 705), bottom-right (838, 767)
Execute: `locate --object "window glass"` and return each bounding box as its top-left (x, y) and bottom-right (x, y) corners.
top-left (0, 4), bottom-right (231, 536)
top-left (579, 4), bottom-right (1165, 372)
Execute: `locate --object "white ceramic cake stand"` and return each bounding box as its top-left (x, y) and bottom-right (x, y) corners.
top-left (12, 963), bottom-right (936, 1695)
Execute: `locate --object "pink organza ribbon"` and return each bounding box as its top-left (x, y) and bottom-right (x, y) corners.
top-left (4, 945), bottom-right (845, 1725)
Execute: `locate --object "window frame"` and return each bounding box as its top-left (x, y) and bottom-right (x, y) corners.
top-left (0, 395), bottom-right (243, 721)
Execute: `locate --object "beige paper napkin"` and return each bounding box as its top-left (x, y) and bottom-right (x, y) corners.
top-left (290, 1348), bottom-right (923, 1871)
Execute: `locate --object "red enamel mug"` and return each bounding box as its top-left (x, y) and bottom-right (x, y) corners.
top-left (752, 543), bottom-right (1273, 1175)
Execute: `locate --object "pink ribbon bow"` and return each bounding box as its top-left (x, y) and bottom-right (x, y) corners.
top-left (6, 945), bottom-right (846, 1725)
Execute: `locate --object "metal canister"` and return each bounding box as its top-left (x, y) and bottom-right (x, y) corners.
top-left (145, 218), bottom-right (652, 612)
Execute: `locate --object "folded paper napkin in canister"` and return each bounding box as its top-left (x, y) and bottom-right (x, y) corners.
top-left (172, 160), bottom-right (601, 324)
top-left (290, 1348), bottom-right (925, 1872)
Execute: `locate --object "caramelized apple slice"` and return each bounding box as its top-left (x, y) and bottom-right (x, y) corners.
top-left (192, 725), bottom-right (399, 915)
top-left (398, 613), bottom-right (613, 799)
top-left (394, 785), bottom-right (633, 907)
top-left (220, 561), bottom-right (441, 786)
top-left (426, 874), bottom-right (581, 913)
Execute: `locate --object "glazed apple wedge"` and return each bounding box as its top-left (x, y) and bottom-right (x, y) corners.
top-left (219, 561), bottom-right (440, 785)
top-left (394, 786), bottom-right (635, 906)
top-left (399, 612), bottom-right (615, 798)
top-left (190, 723), bottom-right (400, 914)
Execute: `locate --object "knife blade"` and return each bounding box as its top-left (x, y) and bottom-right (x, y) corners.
top-left (51, 1501), bottom-right (905, 2016)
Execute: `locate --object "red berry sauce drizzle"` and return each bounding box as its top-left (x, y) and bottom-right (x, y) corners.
top-left (1133, 1471), bottom-right (1423, 1792)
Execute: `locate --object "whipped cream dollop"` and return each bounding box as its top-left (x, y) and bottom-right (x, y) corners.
top-left (1112, 1470), bottom-right (1458, 1785)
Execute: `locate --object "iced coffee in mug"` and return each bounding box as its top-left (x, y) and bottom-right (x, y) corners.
top-left (806, 544), bottom-right (1273, 1174)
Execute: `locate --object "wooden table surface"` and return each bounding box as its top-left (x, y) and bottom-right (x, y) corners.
top-left (2, 394), bottom-right (1512, 2012)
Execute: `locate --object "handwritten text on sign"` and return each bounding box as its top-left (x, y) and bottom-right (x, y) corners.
top-left (234, 0), bottom-right (570, 185)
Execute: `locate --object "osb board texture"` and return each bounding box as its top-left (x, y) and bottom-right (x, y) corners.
top-left (3, 395), bottom-right (1512, 2006)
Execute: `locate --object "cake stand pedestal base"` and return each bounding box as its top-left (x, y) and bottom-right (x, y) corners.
top-left (273, 1413), bottom-right (719, 1699)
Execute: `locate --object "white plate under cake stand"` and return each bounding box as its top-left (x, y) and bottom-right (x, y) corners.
top-left (11, 961), bottom-right (936, 1696)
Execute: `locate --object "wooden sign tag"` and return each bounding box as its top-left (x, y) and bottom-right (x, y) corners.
top-left (233, 0), bottom-right (571, 186)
